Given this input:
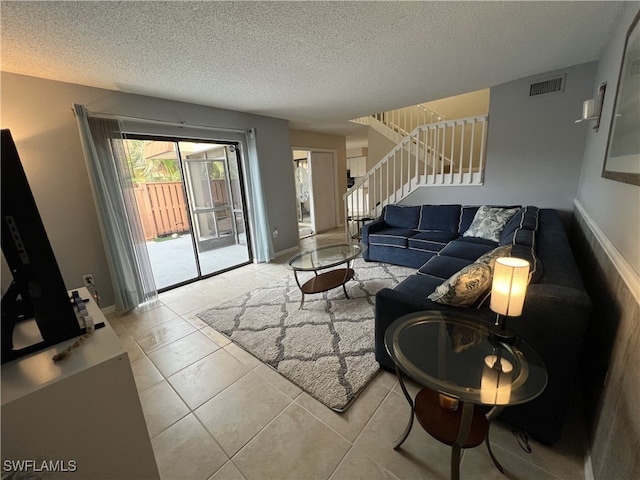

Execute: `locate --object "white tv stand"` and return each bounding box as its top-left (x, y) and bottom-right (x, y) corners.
top-left (1, 288), bottom-right (159, 479)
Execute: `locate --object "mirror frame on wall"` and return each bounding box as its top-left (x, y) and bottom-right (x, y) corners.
top-left (602, 10), bottom-right (640, 186)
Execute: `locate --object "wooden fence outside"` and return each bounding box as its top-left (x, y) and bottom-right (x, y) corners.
top-left (134, 181), bottom-right (229, 240)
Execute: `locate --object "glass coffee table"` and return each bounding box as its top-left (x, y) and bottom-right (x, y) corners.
top-left (385, 311), bottom-right (547, 480)
top-left (286, 243), bottom-right (364, 309)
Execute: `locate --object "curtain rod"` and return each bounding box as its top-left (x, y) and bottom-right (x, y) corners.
top-left (85, 110), bottom-right (248, 134)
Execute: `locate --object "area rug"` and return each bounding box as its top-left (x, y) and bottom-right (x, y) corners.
top-left (196, 258), bottom-right (415, 411)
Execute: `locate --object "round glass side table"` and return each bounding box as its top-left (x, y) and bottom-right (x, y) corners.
top-left (385, 311), bottom-right (547, 480)
top-left (285, 243), bottom-right (365, 309)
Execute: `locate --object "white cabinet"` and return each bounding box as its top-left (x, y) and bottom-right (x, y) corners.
top-left (1, 288), bottom-right (159, 479)
top-left (347, 156), bottom-right (367, 177)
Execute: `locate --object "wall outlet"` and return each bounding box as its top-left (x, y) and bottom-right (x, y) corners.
top-left (82, 274), bottom-right (94, 288)
top-left (273, 229), bottom-right (278, 238)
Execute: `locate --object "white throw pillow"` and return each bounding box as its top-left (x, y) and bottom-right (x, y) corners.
top-left (463, 206), bottom-right (519, 242)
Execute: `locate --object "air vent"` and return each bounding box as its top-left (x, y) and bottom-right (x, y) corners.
top-left (630, 59), bottom-right (640, 76)
top-left (529, 75), bottom-right (565, 97)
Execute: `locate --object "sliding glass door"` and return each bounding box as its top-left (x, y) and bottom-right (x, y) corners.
top-left (123, 137), bottom-right (251, 290)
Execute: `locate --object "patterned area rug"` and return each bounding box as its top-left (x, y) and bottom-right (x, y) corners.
top-left (196, 258), bottom-right (415, 411)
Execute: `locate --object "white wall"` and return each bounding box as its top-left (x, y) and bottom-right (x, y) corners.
top-left (422, 89), bottom-right (490, 120)
top-left (405, 61), bottom-right (598, 224)
top-left (576, 4), bottom-right (640, 276)
top-left (1, 73), bottom-right (297, 308)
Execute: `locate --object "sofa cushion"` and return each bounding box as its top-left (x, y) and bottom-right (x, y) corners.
top-left (408, 231), bottom-right (460, 252)
top-left (463, 206), bottom-right (520, 242)
top-left (383, 205), bottom-right (420, 229)
top-left (499, 206), bottom-right (540, 245)
top-left (512, 244), bottom-right (542, 284)
top-left (417, 204), bottom-right (461, 232)
top-left (394, 274), bottom-right (445, 298)
top-left (513, 229), bottom-right (536, 248)
top-left (459, 206), bottom-right (480, 234)
top-left (439, 240), bottom-right (496, 262)
top-left (499, 208), bottom-right (525, 244)
top-left (427, 263), bottom-right (493, 307)
top-left (418, 255), bottom-right (472, 280)
top-left (369, 228), bottom-right (416, 248)
top-left (521, 206), bottom-right (540, 231)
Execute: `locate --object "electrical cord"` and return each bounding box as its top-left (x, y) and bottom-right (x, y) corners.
top-left (85, 277), bottom-right (100, 307)
top-left (512, 429), bottom-right (532, 453)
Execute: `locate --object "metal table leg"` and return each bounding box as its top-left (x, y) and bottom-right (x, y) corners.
top-left (393, 364), bottom-right (415, 449)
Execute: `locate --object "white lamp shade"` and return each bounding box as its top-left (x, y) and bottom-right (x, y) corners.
top-left (480, 355), bottom-right (513, 404)
top-left (490, 257), bottom-right (530, 316)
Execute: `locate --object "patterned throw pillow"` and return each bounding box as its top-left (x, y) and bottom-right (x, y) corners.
top-left (463, 206), bottom-right (520, 242)
top-left (476, 245), bottom-right (513, 270)
top-left (428, 263), bottom-right (492, 307)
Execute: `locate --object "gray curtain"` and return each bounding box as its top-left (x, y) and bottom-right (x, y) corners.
top-left (73, 104), bottom-right (157, 311)
top-left (245, 128), bottom-right (274, 262)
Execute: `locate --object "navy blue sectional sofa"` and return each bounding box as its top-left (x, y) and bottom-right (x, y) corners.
top-left (362, 204), bottom-right (592, 445)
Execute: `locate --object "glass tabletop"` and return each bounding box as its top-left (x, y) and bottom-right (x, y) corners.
top-left (286, 243), bottom-right (364, 271)
top-left (385, 311), bottom-right (547, 407)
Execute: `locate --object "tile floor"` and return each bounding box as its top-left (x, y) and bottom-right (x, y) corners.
top-left (107, 229), bottom-right (588, 480)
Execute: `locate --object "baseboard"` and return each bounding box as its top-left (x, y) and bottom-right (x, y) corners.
top-left (574, 199), bottom-right (640, 304)
top-left (584, 449), bottom-right (595, 480)
top-left (273, 245), bottom-right (299, 259)
top-left (101, 304), bottom-right (116, 315)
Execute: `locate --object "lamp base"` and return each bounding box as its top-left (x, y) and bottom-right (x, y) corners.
top-left (489, 314), bottom-right (519, 345)
top-left (489, 325), bottom-right (518, 345)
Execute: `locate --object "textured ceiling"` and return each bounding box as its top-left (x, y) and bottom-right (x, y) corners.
top-left (0, 1), bottom-right (625, 135)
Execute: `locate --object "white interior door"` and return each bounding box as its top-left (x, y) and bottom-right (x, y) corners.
top-left (309, 151), bottom-right (336, 233)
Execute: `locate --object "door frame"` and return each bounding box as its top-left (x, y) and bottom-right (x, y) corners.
top-left (290, 146), bottom-right (340, 235)
top-left (124, 134), bottom-right (253, 291)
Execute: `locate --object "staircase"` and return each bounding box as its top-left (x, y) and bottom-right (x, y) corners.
top-left (352, 103), bottom-right (446, 143)
top-left (345, 112), bottom-right (489, 226)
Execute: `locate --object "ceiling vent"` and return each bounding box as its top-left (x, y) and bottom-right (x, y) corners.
top-left (529, 75), bottom-right (565, 97)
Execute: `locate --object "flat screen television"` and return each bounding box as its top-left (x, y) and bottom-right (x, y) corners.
top-left (1, 129), bottom-right (83, 363)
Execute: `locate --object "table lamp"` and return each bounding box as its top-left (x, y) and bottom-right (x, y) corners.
top-left (489, 257), bottom-right (530, 343)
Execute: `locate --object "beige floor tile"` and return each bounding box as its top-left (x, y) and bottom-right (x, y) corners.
top-left (158, 284), bottom-right (200, 304)
top-left (375, 369), bottom-right (399, 390)
top-left (200, 325), bottom-right (232, 347)
top-left (195, 372), bottom-right (290, 456)
top-left (486, 417), bottom-right (585, 479)
top-left (108, 318), bottom-right (128, 336)
top-left (165, 291), bottom-right (221, 316)
top-left (120, 304), bottom-right (179, 337)
top-left (223, 342), bottom-right (262, 369)
top-left (295, 374), bottom-right (391, 442)
top-left (152, 414), bottom-right (227, 480)
top-left (168, 349), bottom-right (250, 409)
top-left (252, 363), bottom-right (302, 400)
top-left (130, 355), bottom-right (164, 392)
top-left (232, 403), bottom-right (351, 480)
top-left (351, 390), bottom-right (451, 479)
top-left (458, 442), bottom-right (563, 480)
top-left (116, 331), bottom-right (145, 361)
top-left (139, 380), bottom-right (189, 437)
top-left (330, 445), bottom-right (403, 480)
top-left (135, 317), bottom-right (197, 353)
top-left (148, 330), bottom-right (221, 377)
top-left (181, 309), bottom-right (210, 329)
top-left (209, 461), bottom-right (246, 480)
